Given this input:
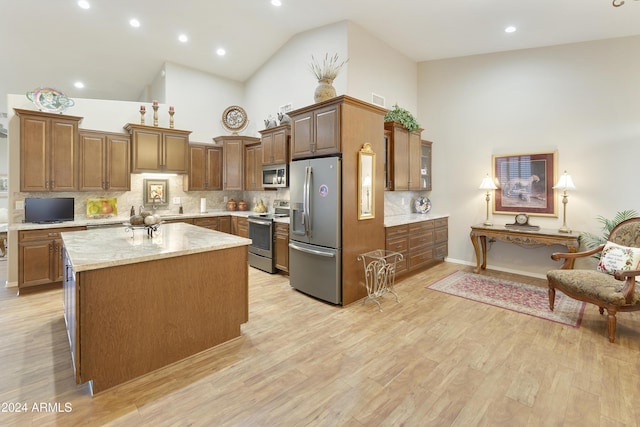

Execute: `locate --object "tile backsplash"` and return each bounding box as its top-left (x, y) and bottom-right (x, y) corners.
top-left (13, 174), bottom-right (290, 223)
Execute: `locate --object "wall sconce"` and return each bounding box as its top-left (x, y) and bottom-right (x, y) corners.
top-left (479, 174), bottom-right (498, 226)
top-left (553, 170), bottom-right (576, 233)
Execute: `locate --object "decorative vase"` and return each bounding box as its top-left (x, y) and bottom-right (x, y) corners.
top-left (314, 79), bottom-right (336, 103)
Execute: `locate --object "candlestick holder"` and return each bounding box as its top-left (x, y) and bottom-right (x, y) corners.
top-left (153, 104), bottom-right (159, 127)
top-left (139, 107), bottom-right (146, 125)
top-left (169, 110), bottom-right (175, 128)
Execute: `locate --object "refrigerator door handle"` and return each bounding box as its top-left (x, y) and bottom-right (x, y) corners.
top-left (289, 242), bottom-right (335, 258)
top-left (303, 166), bottom-right (312, 235)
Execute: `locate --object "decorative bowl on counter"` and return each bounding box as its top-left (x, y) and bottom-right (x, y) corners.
top-left (227, 199), bottom-right (237, 211)
top-left (238, 200), bottom-right (248, 211)
top-left (414, 196), bottom-right (432, 214)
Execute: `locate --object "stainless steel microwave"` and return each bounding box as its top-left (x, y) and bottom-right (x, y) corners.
top-left (262, 164), bottom-right (288, 188)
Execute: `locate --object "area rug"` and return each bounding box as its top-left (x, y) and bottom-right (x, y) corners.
top-left (426, 271), bottom-right (586, 327)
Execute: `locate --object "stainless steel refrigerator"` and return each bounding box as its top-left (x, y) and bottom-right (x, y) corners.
top-left (289, 156), bottom-right (342, 304)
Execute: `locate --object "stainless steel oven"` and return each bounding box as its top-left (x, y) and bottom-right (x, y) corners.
top-left (248, 200), bottom-right (289, 273)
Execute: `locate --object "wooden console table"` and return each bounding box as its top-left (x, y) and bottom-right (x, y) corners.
top-left (470, 224), bottom-right (580, 273)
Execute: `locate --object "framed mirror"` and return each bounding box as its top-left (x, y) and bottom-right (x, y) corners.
top-left (358, 143), bottom-right (375, 220)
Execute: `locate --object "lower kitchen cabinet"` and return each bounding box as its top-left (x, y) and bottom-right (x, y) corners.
top-left (193, 216), bottom-right (231, 233)
top-left (274, 222), bottom-right (289, 273)
top-left (19, 227), bottom-right (85, 290)
top-left (232, 216), bottom-right (249, 238)
top-left (385, 217), bottom-right (447, 276)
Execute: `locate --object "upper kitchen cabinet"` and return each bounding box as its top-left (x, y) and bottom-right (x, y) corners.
top-left (420, 140), bottom-right (432, 191)
top-left (16, 108), bottom-right (83, 192)
top-left (384, 121), bottom-right (425, 191)
top-left (79, 130), bottom-right (131, 191)
top-left (124, 123), bottom-right (191, 174)
top-left (213, 135), bottom-right (260, 191)
top-left (290, 101), bottom-right (339, 159)
top-left (184, 144), bottom-right (222, 191)
top-left (244, 140), bottom-right (263, 191)
top-left (259, 124), bottom-right (290, 165)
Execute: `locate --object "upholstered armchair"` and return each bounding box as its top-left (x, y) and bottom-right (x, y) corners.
top-left (547, 217), bottom-right (640, 343)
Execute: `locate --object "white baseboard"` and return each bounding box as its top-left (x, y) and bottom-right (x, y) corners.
top-left (5, 280), bottom-right (18, 288)
top-left (444, 257), bottom-right (547, 280)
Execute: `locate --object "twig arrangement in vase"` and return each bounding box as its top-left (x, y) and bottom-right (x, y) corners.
top-left (309, 53), bottom-right (348, 103)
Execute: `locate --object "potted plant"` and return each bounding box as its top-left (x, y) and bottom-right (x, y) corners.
top-left (384, 104), bottom-right (420, 132)
top-left (580, 209), bottom-right (639, 258)
top-left (309, 53), bottom-right (348, 103)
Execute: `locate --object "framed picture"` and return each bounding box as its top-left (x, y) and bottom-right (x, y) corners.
top-left (358, 143), bottom-right (375, 220)
top-left (492, 151), bottom-right (557, 216)
top-left (143, 179), bottom-right (169, 207)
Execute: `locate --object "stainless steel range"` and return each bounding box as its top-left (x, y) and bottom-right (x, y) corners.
top-left (248, 199), bottom-right (289, 273)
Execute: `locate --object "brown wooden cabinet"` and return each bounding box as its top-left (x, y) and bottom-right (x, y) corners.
top-left (213, 136), bottom-right (260, 191)
top-left (184, 144), bottom-right (222, 191)
top-left (290, 102), bottom-right (340, 159)
top-left (18, 227), bottom-right (85, 290)
top-left (78, 130), bottom-right (130, 191)
top-left (385, 217), bottom-right (448, 276)
top-left (244, 141), bottom-right (263, 191)
top-left (193, 216), bottom-right (231, 233)
top-left (384, 121), bottom-right (426, 191)
top-left (16, 108), bottom-right (83, 192)
top-left (274, 222), bottom-right (289, 273)
top-left (124, 123), bottom-right (190, 174)
top-left (232, 216), bottom-right (249, 238)
top-left (260, 124), bottom-right (290, 165)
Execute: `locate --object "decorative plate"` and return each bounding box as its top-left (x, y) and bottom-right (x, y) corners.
top-left (26, 87), bottom-right (75, 113)
top-left (414, 196), bottom-right (432, 214)
top-left (222, 105), bottom-right (248, 133)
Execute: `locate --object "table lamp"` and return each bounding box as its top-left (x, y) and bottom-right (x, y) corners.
top-left (553, 170), bottom-right (576, 233)
top-left (479, 174), bottom-right (498, 226)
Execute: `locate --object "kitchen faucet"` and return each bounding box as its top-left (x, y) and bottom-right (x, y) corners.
top-left (152, 195), bottom-right (161, 213)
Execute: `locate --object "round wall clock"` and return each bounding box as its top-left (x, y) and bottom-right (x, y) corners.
top-left (222, 105), bottom-right (248, 133)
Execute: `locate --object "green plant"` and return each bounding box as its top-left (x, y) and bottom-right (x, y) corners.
top-left (580, 209), bottom-right (639, 257)
top-left (384, 104), bottom-right (420, 132)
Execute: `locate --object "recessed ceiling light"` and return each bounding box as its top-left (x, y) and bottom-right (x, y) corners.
top-left (77, 1), bottom-right (90, 9)
top-left (271, 0), bottom-right (282, 6)
top-left (505, 26), bottom-right (517, 33)
top-left (74, 81), bottom-right (85, 89)
top-left (129, 18), bottom-right (140, 28)
top-left (216, 48), bottom-right (226, 56)
top-left (178, 34), bottom-right (188, 43)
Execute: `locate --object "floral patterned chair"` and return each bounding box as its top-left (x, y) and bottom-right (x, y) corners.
top-left (547, 217), bottom-right (640, 343)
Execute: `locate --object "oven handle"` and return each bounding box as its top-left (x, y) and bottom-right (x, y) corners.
top-left (289, 242), bottom-right (335, 258)
top-left (248, 218), bottom-right (273, 227)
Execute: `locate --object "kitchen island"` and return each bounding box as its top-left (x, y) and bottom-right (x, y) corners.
top-left (61, 222), bottom-right (251, 394)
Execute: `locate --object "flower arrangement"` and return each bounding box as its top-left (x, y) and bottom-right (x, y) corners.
top-left (384, 104), bottom-right (421, 132)
top-left (309, 53), bottom-right (348, 82)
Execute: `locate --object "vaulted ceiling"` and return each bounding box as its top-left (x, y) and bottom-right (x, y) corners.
top-left (3, 0), bottom-right (640, 114)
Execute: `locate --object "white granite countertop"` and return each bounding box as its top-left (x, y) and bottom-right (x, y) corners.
top-left (10, 210), bottom-right (255, 231)
top-left (62, 222), bottom-right (252, 272)
top-left (384, 213), bottom-right (449, 228)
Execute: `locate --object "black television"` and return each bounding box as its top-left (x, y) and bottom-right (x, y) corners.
top-left (24, 197), bottom-right (75, 223)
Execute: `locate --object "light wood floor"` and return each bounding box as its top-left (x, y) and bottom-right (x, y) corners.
top-left (1, 260), bottom-right (640, 426)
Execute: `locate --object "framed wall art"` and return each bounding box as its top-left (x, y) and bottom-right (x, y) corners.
top-left (143, 179), bottom-right (169, 207)
top-left (492, 151), bottom-right (557, 216)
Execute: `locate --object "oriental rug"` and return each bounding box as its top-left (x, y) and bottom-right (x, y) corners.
top-left (426, 271), bottom-right (586, 327)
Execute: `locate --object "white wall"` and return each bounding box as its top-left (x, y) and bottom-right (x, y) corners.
top-left (346, 22), bottom-right (417, 113)
top-left (419, 35), bottom-right (640, 277)
top-left (164, 63), bottom-right (245, 141)
top-left (244, 21), bottom-right (349, 128)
